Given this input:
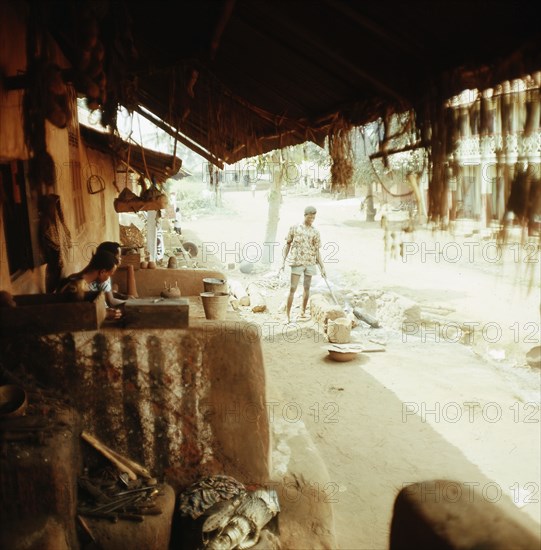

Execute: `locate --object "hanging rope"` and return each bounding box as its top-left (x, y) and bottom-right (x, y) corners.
top-left (125, 140), bottom-right (132, 188)
top-left (137, 115), bottom-right (152, 183)
top-left (369, 157), bottom-right (414, 198)
top-left (169, 67), bottom-right (179, 172)
top-left (121, 115), bottom-right (134, 190)
top-left (83, 133), bottom-right (106, 194)
top-left (111, 155), bottom-right (120, 194)
top-left (171, 129), bottom-right (178, 173)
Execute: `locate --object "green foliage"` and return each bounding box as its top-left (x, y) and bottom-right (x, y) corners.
top-left (167, 176), bottom-right (234, 219)
top-left (304, 141), bottom-right (331, 166)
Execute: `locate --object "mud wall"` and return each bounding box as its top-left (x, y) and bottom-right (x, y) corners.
top-left (0, 322), bottom-right (269, 492)
top-left (112, 267), bottom-right (228, 298)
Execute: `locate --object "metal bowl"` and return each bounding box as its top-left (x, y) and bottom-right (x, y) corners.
top-left (0, 384), bottom-right (28, 418)
top-left (202, 277), bottom-right (228, 294)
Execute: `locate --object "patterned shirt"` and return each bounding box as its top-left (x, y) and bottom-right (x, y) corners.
top-left (285, 223), bottom-right (321, 266)
top-left (88, 278), bottom-right (112, 293)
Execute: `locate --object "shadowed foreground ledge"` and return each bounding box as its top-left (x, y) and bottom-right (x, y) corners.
top-left (0, 323), bottom-right (269, 491)
top-left (390, 479), bottom-right (541, 549)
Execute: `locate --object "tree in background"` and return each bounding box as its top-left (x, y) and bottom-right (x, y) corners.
top-left (260, 148), bottom-right (286, 265)
top-left (258, 143), bottom-right (331, 265)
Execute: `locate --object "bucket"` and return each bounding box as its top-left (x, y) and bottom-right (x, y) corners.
top-left (202, 277), bottom-right (228, 294)
top-left (200, 292), bottom-right (229, 320)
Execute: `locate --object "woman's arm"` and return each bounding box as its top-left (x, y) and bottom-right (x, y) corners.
top-left (105, 290), bottom-right (126, 307)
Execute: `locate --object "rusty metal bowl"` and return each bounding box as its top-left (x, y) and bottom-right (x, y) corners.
top-left (0, 384), bottom-right (28, 418)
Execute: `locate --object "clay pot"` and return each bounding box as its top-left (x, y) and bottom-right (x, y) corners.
top-left (327, 344), bottom-right (363, 362)
top-left (328, 350), bottom-right (358, 362)
top-left (147, 261), bottom-right (157, 269)
top-left (167, 256), bottom-right (178, 269)
top-left (140, 261), bottom-right (148, 269)
top-left (0, 385), bottom-right (28, 418)
top-left (161, 282), bottom-right (181, 299)
top-left (161, 287), bottom-right (181, 299)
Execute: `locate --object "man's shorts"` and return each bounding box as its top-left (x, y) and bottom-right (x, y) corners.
top-left (290, 264), bottom-right (318, 276)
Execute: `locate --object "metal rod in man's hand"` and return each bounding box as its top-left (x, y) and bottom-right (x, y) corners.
top-left (323, 276), bottom-right (340, 306)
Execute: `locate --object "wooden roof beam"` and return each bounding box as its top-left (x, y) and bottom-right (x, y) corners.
top-left (133, 105), bottom-right (225, 169)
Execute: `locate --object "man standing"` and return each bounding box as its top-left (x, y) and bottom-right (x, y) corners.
top-left (281, 205), bottom-right (326, 322)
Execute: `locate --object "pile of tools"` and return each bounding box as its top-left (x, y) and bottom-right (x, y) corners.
top-left (77, 472), bottom-right (162, 523)
top-left (78, 430), bottom-right (162, 524)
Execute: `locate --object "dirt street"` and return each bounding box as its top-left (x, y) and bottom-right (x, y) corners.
top-left (183, 187), bottom-right (541, 549)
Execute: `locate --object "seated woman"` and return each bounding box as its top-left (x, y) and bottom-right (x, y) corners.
top-left (56, 250), bottom-right (122, 320)
top-left (93, 241), bottom-right (132, 305)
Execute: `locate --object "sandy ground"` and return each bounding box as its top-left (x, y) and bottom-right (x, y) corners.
top-left (177, 188), bottom-right (541, 549)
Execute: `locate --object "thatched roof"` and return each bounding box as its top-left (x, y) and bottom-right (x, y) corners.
top-left (40, 1), bottom-right (541, 165)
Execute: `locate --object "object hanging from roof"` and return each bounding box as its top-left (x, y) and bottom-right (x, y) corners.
top-left (40, 0), bottom-right (541, 165)
top-left (113, 186), bottom-right (168, 213)
top-left (80, 125), bottom-right (184, 185)
top-left (79, 124), bottom-right (180, 212)
top-left (72, 14), bottom-right (107, 110)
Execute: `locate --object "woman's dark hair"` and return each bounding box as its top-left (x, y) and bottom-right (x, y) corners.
top-left (85, 250), bottom-right (118, 272)
top-left (96, 241), bottom-right (121, 255)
